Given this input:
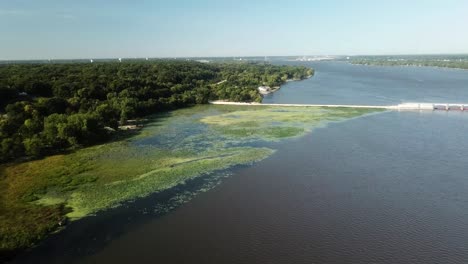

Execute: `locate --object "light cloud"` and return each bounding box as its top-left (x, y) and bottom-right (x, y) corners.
top-left (0, 9), bottom-right (30, 16)
top-left (57, 13), bottom-right (76, 20)
top-left (0, 9), bottom-right (76, 20)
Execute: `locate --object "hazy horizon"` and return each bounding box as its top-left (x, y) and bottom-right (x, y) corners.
top-left (3, 53), bottom-right (468, 62)
top-left (1, 0), bottom-right (468, 60)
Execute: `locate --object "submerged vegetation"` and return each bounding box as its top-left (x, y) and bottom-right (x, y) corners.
top-left (0, 104), bottom-right (380, 258)
top-left (0, 61), bottom-right (313, 163)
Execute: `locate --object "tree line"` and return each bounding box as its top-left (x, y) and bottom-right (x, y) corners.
top-left (0, 60), bottom-right (313, 162)
top-left (351, 55), bottom-right (468, 70)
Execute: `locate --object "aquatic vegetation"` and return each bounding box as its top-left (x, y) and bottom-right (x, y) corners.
top-left (65, 146), bottom-right (274, 218)
top-left (0, 105), bottom-right (380, 254)
top-left (201, 106), bottom-right (382, 141)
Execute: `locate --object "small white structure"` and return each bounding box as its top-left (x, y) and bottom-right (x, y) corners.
top-left (258, 86), bottom-right (271, 95)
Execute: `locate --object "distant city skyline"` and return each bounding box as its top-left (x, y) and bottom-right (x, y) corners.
top-left (1, 0), bottom-right (468, 60)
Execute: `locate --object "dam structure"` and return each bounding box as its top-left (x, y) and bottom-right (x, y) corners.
top-left (210, 101), bottom-right (468, 111)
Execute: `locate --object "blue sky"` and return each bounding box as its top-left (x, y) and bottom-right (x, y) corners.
top-left (1, 0), bottom-right (468, 59)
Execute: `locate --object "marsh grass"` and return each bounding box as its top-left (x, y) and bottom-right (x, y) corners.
top-left (0, 104), bottom-right (380, 255)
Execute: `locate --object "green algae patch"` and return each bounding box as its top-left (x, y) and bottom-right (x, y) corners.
top-left (0, 104), bottom-right (380, 253)
top-left (201, 106), bottom-right (382, 141)
top-left (65, 147), bottom-right (274, 219)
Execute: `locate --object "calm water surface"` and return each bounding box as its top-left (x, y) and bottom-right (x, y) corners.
top-left (12, 62), bottom-right (468, 264)
top-left (266, 61), bottom-right (468, 105)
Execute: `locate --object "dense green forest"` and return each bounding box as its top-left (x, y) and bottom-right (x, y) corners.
top-left (350, 55), bottom-right (468, 69)
top-left (0, 61), bottom-right (313, 163)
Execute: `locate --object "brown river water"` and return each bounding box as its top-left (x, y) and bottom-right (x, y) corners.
top-left (11, 62), bottom-right (468, 264)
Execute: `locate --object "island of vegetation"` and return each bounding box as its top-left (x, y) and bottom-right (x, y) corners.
top-left (350, 55), bottom-right (468, 70)
top-left (0, 60), bottom-right (379, 261)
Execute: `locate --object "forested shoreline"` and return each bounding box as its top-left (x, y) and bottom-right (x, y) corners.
top-left (0, 61), bottom-right (313, 163)
top-left (351, 55), bottom-right (468, 70)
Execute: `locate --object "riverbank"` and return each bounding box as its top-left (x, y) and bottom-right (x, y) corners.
top-left (350, 60), bottom-right (468, 70)
top-left (259, 74), bottom-right (314, 96)
top-left (0, 105), bottom-right (379, 261)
